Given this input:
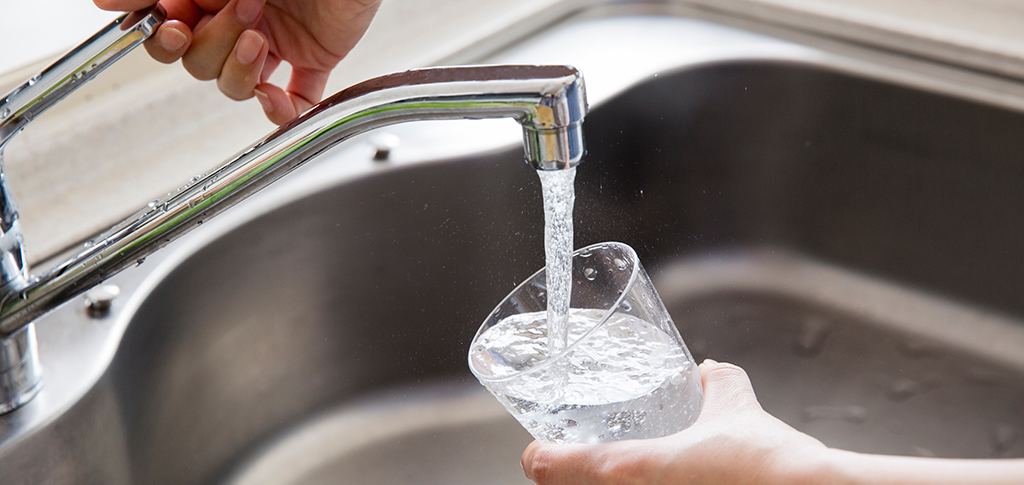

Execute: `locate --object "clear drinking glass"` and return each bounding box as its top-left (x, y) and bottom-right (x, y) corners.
top-left (468, 242), bottom-right (703, 444)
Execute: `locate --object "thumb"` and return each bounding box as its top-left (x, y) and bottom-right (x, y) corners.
top-left (695, 360), bottom-right (762, 424)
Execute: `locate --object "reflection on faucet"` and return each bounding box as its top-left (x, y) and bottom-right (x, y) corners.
top-left (0, 11), bottom-right (587, 414)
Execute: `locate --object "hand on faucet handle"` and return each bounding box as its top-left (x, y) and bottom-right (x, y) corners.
top-left (94, 0), bottom-right (381, 124)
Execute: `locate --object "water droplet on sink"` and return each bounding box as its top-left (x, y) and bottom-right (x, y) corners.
top-left (583, 267), bottom-right (597, 280)
top-left (793, 316), bottom-right (830, 358)
top-left (912, 445), bottom-right (936, 457)
top-left (886, 377), bottom-right (938, 402)
top-left (992, 423), bottom-right (1017, 456)
top-left (802, 405), bottom-right (868, 423)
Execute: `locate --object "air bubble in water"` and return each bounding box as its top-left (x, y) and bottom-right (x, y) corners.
top-left (583, 267), bottom-right (597, 280)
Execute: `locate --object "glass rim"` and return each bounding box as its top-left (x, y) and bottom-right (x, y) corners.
top-left (468, 241), bottom-right (641, 383)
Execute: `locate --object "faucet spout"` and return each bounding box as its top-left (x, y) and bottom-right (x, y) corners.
top-left (0, 62), bottom-right (588, 412)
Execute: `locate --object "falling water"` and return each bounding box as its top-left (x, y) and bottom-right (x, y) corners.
top-left (538, 167), bottom-right (577, 354)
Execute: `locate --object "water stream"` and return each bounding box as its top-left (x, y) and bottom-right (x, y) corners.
top-left (537, 167), bottom-right (577, 354)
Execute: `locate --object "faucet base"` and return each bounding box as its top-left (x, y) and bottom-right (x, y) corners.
top-left (0, 324), bottom-right (42, 414)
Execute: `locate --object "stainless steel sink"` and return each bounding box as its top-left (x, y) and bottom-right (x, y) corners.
top-left (4, 7), bottom-right (1024, 485)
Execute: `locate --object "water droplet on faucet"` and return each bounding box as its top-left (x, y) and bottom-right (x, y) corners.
top-left (583, 267), bottom-right (597, 280)
top-left (1, 108), bottom-right (9, 119)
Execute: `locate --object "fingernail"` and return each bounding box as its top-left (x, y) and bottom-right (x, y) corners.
top-left (236, 0), bottom-right (263, 24)
top-left (159, 26), bottom-right (188, 52)
top-left (254, 88), bottom-right (273, 112)
top-left (236, 30), bottom-right (264, 65)
top-left (703, 358), bottom-right (718, 365)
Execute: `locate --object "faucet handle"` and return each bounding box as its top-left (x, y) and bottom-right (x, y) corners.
top-left (0, 6), bottom-right (165, 150)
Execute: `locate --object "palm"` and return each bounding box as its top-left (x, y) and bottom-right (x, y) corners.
top-left (260, 0), bottom-right (369, 77)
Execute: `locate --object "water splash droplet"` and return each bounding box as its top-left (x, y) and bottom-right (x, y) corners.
top-left (583, 267), bottom-right (597, 280)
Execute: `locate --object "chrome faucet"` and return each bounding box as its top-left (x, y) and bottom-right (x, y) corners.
top-left (0, 8), bottom-right (587, 414)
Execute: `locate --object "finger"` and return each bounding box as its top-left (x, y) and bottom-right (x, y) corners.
top-left (260, 54), bottom-right (281, 84)
top-left (182, 0), bottom-right (266, 81)
top-left (144, 21), bottom-right (192, 64)
top-left (522, 441), bottom-right (591, 484)
top-left (695, 360), bottom-right (761, 424)
top-left (93, 0), bottom-right (157, 11)
top-left (286, 68), bottom-right (329, 111)
top-left (252, 83), bottom-right (302, 125)
top-left (217, 30), bottom-right (268, 100)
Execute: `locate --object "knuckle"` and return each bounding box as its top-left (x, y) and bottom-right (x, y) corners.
top-left (182, 55), bottom-right (220, 81)
top-left (706, 362), bottom-right (748, 383)
top-left (216, 79), bottom-right (250, 101)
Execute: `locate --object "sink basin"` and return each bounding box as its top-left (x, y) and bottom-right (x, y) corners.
top-left (4, 8), bottom-right (1024, 485)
